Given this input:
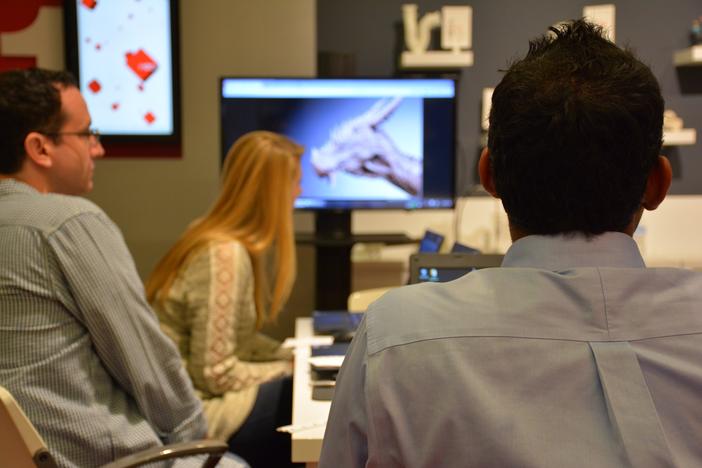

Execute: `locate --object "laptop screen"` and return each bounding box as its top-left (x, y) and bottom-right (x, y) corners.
top-left (409, 253), bottom-right (504, 284)
top-left (418, 230), bottom-right (445, 253)
top-left (416, 266), bottom-right (477, 283)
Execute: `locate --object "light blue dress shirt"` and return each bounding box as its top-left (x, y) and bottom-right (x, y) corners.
top-left (0, 179), bottom-right (208, 467)
top-left (320, 232), bottom-right (702, 468)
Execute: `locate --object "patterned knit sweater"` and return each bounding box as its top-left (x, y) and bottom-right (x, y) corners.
top-left (153, 240), bottom-right (292, 440)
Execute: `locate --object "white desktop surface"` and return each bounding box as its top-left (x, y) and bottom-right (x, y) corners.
top-left (292, 317), bottom-right (332, 464)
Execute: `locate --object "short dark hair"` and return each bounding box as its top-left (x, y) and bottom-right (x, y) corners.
top-left (487, 20), bottom-right (664, 236)
top-left (0, 68), bottom-right (77, 174)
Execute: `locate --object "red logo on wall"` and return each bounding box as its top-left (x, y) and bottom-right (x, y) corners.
top-left (0, 1), bottom-right (63, 72)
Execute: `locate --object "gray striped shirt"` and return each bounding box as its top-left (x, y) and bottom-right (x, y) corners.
top-left (0, 179), bottom-right (207, 467)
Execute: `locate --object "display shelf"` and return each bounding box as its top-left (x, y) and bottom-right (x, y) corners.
top-left (479, 129), bottom-right (697, 148)
top-left (400, 50), bottom-right (473, 68)
top-left (673, 45), bottom-right (702, 66)
top-left (663, 128), bottom-right (697, 146)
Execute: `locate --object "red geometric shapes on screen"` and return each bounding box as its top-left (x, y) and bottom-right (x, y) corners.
top-left (125, 49), bottom-right (158, 81)
top-left (88, 79), bottom-right (101, 94)
top-left (111, 102), bottom-right (120, 111)
top-left (144, 112), bottom-right (156, 125)
top-left (95, 43), bottom-right (102, 51)
top-left (81, 0), bottom-right (97, 10)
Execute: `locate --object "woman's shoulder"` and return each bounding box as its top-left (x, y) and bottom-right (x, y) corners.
top-left (206, 238), bottom-right (253, 272)
top-left (208, 238), bottom-right (246, 253)
top-left (184, 238), bottom-right (246, 264)
top-left (207, 239), bottom-right (249, 261)
top-left (174, 238), bottom-right (251, 295)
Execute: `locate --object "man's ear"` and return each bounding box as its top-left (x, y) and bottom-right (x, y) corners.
top-left (23, 132), bottom-right (53, 169)
top-left (642, 155), bottom-right (672, 211)
top-left (478, 147), bottom-right (499, 198)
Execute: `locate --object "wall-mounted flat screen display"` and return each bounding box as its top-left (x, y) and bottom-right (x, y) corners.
top-left (220, 77), bottom-right (456, 210)
top-left (64, 0), bottom-right (180, 142)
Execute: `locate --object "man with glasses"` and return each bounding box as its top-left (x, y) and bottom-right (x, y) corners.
top-left (0, 69), bottom-right (213, 466)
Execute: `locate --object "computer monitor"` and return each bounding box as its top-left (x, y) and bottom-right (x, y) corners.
top-left (409, 253), bottom-right (504, 284)
top-left (219, 77), bottom-right (456, 210)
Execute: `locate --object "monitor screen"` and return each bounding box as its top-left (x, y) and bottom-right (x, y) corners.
top-left (64, 0), bottom-right (180, 142)
top-left (418, 229), bottom-right (445, 253)
top-left (220, 78), bottom-right (456, 210)
top-left (409, 253), bottom-right (504, 284)
top-left (417, 266), bottom-right (474, 283)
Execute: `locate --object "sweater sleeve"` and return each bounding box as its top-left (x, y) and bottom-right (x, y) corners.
top-left (238, 331), bottom-right (294, 362)
top-left (186, 241), bottom-right (291, 396)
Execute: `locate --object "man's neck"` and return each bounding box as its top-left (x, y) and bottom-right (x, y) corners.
top-left (0, 172), bottom-right (49, 192)
top-left (508, 222), bottom-right (636, 242)
top-left (509, 223), bottom-right (529, 242)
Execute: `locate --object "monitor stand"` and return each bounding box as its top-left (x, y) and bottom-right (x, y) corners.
top-left (297, 210), bottom-right (414, 310)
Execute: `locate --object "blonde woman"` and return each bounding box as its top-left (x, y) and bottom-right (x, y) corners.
top-left (146, 131), bottom-right (303, 467)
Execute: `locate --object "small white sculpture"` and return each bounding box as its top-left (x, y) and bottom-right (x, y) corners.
top-left (441, 6), bottom-right (472, 52)
top-left (403, 4), bottom-right (441, 53)
top-left (400, 3), bottom-right (473, 69)
top-left (663, 110), bottom-right (684, 131)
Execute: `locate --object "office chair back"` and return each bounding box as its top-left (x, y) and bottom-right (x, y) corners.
top-left (0, 385), bottom-right (58, 468)
top-left (0, 385), bottom-right (232, 468)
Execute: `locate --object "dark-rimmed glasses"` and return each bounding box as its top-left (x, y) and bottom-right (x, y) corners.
top-left (43, 128), bottom-right (101, 146)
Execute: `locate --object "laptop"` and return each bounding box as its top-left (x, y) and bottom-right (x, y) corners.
top-left (312, 310), bottom-right (363, 336)
top-left (409, 253), bottom-right (503, 284)
top-left (418, 229), bottom-right (445, 253)
top-left (310, 312), bottom-right (360, 400)
top-left (450, 241), bottom-right (481, 254)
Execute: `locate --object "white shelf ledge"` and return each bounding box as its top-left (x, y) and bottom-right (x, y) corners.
top-left (479, 130), bottom-right (696, 148)
top-left (400, 50), bottom-right (473, 69)
top-left (663, 128), bottom-right (697, 146)
top-left (673, 45), bottom-right (702, 66)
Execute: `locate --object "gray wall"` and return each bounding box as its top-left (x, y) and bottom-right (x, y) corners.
top-left (317, 0), bottom-right (702, 194)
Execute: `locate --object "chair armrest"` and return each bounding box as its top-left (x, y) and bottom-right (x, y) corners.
top-left (101, 439), bottom-right (228, 468)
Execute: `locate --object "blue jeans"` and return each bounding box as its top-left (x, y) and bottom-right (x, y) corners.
top-left (227, 376), bottom-right (300, 468)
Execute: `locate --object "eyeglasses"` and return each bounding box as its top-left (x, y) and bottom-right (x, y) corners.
top-left (43, 128), bottom-right (101, 146)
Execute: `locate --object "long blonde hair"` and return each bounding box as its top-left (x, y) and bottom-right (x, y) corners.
top-left (146, 130), bottom-right (303, 328)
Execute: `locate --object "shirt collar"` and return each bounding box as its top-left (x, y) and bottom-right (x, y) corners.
top-left (0, 178), bottom-right (39, 196)
top-left (502, 232), bottom-right (646, 270)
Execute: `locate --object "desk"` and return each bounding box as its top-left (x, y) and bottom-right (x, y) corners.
top-left (291, 318), bottom-right (331, 466)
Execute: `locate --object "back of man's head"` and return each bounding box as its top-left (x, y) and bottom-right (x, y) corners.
top-left (488, 19), bottom-right (664, 236)
top-left (0, 68), bottom-right (77, 174)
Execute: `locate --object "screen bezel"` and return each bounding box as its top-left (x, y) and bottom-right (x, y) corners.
top-left (219, 76), bottom-right (458, 211)
top-left (63, 0), bottom-right (181, 144)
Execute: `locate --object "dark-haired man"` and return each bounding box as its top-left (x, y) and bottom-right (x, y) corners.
top-left (320, 20), bottom-right (701, 467)
top-left (0, 69), bottom-right (211, 467)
